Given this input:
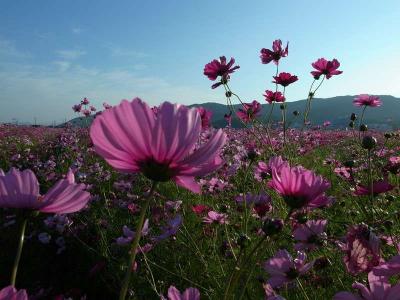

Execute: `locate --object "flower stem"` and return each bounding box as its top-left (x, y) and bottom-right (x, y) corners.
top-left (119, 181), bottom-right (158, 300)
top-left (10, 218), bottom-right (28, 286)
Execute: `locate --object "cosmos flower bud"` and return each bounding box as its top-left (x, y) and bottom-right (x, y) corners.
top-left (362, 136), bottom-right (377, 150)
top-left (348, 121), bottom-right (354, 128)
top-left (262, 218), bottom-right (284, 236)
top-left (225, 91), bottom-right (232, 98)
top-left (359, 124), bottom-right (368, 132)
top-left (293, 110), bottom-right (299, 116)
top-left (280, 104), bottom-right (285, 110)
top-left (350, 113), bottom-right (357, 121)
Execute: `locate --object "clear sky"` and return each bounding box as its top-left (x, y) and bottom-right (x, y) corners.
top-left (1, 0), bottom-right (399, 124)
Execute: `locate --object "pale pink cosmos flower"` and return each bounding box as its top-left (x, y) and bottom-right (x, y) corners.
top-left (293, 219), bottom-right (328, 251)
top-left (166, 286), bottom-right (200, 300)
top-left (0, 286), bottom-right (28, 300)
top-left (310, 58), bottom-right (342, 79)
top-left (0, 168), bottom-right (90, 214)
top-left (260, 39), bottom-right (289, 65)
top-left (90, 98), bottom-right (226, 193)
top-left (264, 249), bottom-right (314, 288)
top-left (353, 94), bottom-right (382, 107)
top-left (236, 100), bottom-right (262, 123)
top-left (340, 224), bottom-right (381, 276)
top-left (268, 165), bottom-right (332, 211)
top-left (203, 210), bottom-right (228, 224)
top-left (333, 270), bottom-right (400, 300)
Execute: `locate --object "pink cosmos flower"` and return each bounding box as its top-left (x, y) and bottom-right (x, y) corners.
top-left (353, 94), bottom-right (382, 107)
top-left (260, 40), bottom-right (289, 65)
top-left (340, 224), bottom-right (381, 276)
top-left (373, 255), bottom-right (400, 277)
top-left (197, 107), bottom-right (213, 129)
top-left (224, 112), bottom-right (232, 127)
top-left (203, 56), bottom-right (240, 89)
top-left (354, 180), bottom-right (394, 196)
top-left (272, 72), bottom-right (298, 87)
top-left (323, 121), bottom-right (331, 127)
top-left (263, 90), bottom-right (285, 104)
top-left (310, 58), bottom-right (343, 79)
top-left (90, 105), bottom-right (97, 112)
top-left (72, 104), bottom-right (82, 113)
top-left (166, 286), bottom-right (200, 300)
top-left (268, 165), bottom-right (332, 211)
top-left (264, 249), bottom-right (314, 288)
top-left (235, 192), bottom-right (272, 218)
top-left (0, 168), bottom-right (90, 214)
top-left (333, 271), bottom-right (400, 300)
top-left (293, 219), bottom-right (328, 251)
top-left (90, 98), bottom-right (226, 194)
top-left (203, 210), bottom-right (228, 224)
top-left (103, 102), bottom-right (112, 109)
top-left (0, 286), bottom-right (28, 300)
top-left (116, 220), bottom-right (150, 246)
top-left (81, 97), bottom-right (90, 105)
top-left (236, 100), bottom-right (262, 123)
top-left (82, 109), bottom-right (91, 117)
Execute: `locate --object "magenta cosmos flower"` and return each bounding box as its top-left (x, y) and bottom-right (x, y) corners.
top-left (333, 271), bottom-right (400, 300)
top-left (354, 180), bottom-right (394, 196)
top-left (203, 56), bottom-right (240, 89)
top-left (0, 168), bottom-right (90, 214)
top-left (260, 39), bottom-right (289, 65)
top-left (197, 107), bottom-right (213, 129)
top-left (264, 249), bottom-right (314, 288)
top-left (0, 286), bottom-right (28, 300)
top-left (272, 72), bottom-right (298, 87)
top-left (90, 98), bottom-right (226, 193)
top-left (236, 100), bottom-right (262, 123)
top-left (268, 165), bottom-right (332, 211)
top-left (263, 90), bottom-right (285, 104)
top-left (374, 255), bottom-right (400, 277)
top-left (310, 58), bottom-right (343, 79)
top-left (353, 94), bottom-right (382, 107)
top-left (166, 286), bottom-right (200, 300)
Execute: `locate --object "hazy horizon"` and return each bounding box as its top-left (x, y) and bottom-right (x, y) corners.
top-left (1, 0), bottom-right (400, 124)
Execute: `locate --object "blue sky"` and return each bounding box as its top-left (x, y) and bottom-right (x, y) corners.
top-left (0, 0), bottom-right (399, 124)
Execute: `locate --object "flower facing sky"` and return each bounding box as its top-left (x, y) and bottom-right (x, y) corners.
top-left (260, 39), bottom-right (289, 65)
top-left (311, 58), bottom-right (343, 79)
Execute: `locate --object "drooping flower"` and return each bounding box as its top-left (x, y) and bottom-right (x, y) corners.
top-left (340, 224), bottom-right (381, 276)
top-left (310, 58), bottom-right (342, 79)
top-left (0, 168), bottom-right (91, 214)
top-left (353, 94), bottom-right (382, 107)
top-left (268, 165), bottom-right (332, 211)
top-left (203, 211), bottom-right (228, 224)
top-left (166, 286), bottom-right (200, 300)
top-left (354, 180), bottom-right (394, 196)
top-left (263, 90), bottom-right (285, 104)
top-left (236, 100), bottom-right (262, 123)
top-left (203, 56), bottom-right (240, 89)
top-left (260, 40), bottom-right (289, 65)
top-left (333, 271), bottom-right (400, 300)
top-left (272, 72), bottom-right (298, 87)
top-left (293, 219), bottom-right (328, 251)
top-left (0, 286), bottom-right (28, 300)
top-left (90, 98), bottom-right (226, 194)
top-left (264, 249), bottom-right (314, 288)
top-left (197, 107), bottom-right (213, 129)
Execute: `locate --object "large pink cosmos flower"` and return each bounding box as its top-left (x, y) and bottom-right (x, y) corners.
top-left (263, 90), bottom-right (285, 104)
top-left (0, 286), bottom-right (28, 300)
top-left (90, 98), bottom-right (226, 194)
top-left (203, 56), bottom-right (240, 89)
top-left (166, 286), bottom-right (200, 300)
top-left (268, 165), bottom-right (332, 211)
top-left (333, 271), bottom-right (400, 300)
top-left (0, 168), bottom-right (90, 214)
top-left (353, 94), bottom-right (382, 107)
top-left (310, 58), bottom-right (343, 79)
top-left (272, 72), bottom-right (298, 87)
top-left (264, 249), bottom-right (314, 288)
top-left (260, 40), bottom-right (289, 65)
top-left (340, 224), bottom-right (381, 276)
top-left (236, 100), bottom-right (262, 123)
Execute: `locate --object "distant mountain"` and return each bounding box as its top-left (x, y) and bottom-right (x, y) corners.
top-left (63, 95), bottom-right (400, 130)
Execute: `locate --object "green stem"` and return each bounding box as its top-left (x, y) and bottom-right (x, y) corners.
top-left (358, 105), bottom-right (367, 140)
top-left (119, 181), bottom-right (158, 300)
top-left (10, 218), bottom-right (28, 286)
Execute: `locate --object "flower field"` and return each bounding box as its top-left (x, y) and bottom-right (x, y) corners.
top-left (0, 40), bottom-right (399, 300)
